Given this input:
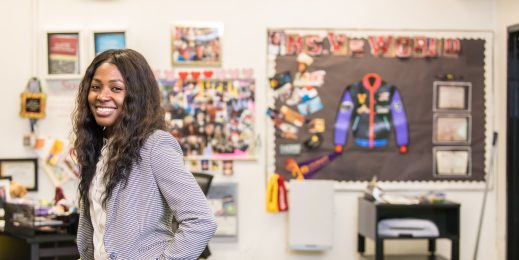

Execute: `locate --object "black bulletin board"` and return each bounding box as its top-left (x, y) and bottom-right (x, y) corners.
top-left (266, 29), bottom-right (492, 183)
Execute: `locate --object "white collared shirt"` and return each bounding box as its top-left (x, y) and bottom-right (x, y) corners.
top-left (89, 141), bottom-right (109, 260)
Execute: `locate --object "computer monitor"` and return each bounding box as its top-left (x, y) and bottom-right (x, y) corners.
top-left (192, 172), bottom-right (213, 196)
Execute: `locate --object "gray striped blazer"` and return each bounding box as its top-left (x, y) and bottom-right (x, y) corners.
top-left (76, 130), bottom-right (217, 260)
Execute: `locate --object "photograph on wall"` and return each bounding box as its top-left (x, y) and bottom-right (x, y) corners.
top-left (266, 29), bottom-right (490, 182)
top-left (160, 74), bottom-right (256, 159)
top-left (433, 81), bottom-right (471, 112)
top-left (433, 114), bottom-right (471, 144)
top-left (47, 32), bottom-right (80, 75)
top-left (94, 31), bottom-right (126, 55)
top-left (171, 22), bottom-right (223, 66)
top-left (433, 146), bottom-right (471, 177)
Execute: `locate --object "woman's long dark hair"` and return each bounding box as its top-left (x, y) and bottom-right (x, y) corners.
top-left (73, 49), bottom-right (166, 210)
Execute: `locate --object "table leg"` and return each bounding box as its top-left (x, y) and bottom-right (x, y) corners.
top-left (428, 239), bottom-right (436, 255)
top-left (30, 243), bottom-right (39, 260)
top-left (357, 234), bottom-right (365, 254)
top-left (451, 239), bottom-right (459, 260)
top-left (375, 238), bottom-right (384, 260)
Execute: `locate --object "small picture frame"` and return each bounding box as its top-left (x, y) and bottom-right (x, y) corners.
top-left (94, 31), bottom-right (126, 55)
top-left (47, 32), bottom-right (80, 75)
top-left (268, 31), bottom-right (286, 56)
top-left (171, 22), bottom-right (223, 67)
top-left (0, 159), bottom-right (38, 191)
top-left (19, 92), bottom-right (46, 119)
top-left (433, 114), bottom-right (471, 144)
top-left (222, 160), bottom-right (233, 176)
top-left (0, 177), bottom-right (11, 208)
top-left (433, 146), bottom-right (471, 177)
top-left (433, 81), bottom-right (471, 112)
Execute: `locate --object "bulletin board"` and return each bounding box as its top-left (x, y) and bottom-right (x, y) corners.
top-left (266, 29), bottom-right (493, 184)
top-left (157, 69), bottom-right (256, 160)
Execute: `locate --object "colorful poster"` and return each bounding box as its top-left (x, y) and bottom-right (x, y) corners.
top-left (47, 33), bottom-right (80, 74)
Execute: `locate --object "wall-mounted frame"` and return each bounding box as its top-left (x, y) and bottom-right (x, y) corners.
top-left (94, 31), bottom-right (126, 55)
top-left (19, 92), bottom-right (46, 119)
top-left (171, 22), bottom-right (223, 67)
top-left (207, 182), bottom-right (238, 241)
top-left (433, 114), bottom-right (472, 145)
top-left (0, 159), bottom-right (38, 191)
top-left (433, 146), bottom-right (471, 177)
top-left (46, 32), bottom-right (80, 76)
top-left (433, 81), bottom-right (472, 112)
top-left (0, 177), bottom-right (11, 208)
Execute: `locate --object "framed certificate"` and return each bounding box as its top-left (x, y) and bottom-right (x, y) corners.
top-left (433, 114), bottom-right (471, 144)
top-left (433, 146), bottom-right (471, 177)
top-left (0, 158), bottom-right (38, 191)
top-left (433, 81), bottom-right (471, 112)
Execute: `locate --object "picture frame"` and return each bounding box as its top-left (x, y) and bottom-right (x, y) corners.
top-left (207, 182), bottom-right (238, 241)
top-left (0, 177), bottom-right (11, 208)
top-left (433, 114), bottom-right (471, 144)
top-left (19, 92), bottom-right (46, 119)
top-left (94, 31), bottom-right (126, 55)
top-left (0, 158), bottom-right (38, 191)
top-left (433, 146), bottom-right (471, 177)
top-left (46, 32), bottom-right (80, 75)
top-left (433, 81), bottom-right (472, 112)
top-left (171, 22), bottom-right (223, 67)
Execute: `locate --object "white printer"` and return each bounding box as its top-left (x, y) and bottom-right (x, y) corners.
top-left (378, 218), bottom-right (439, 238)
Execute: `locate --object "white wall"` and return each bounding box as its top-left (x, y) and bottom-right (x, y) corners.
top-left (0, 0), bottom-right (503, 259)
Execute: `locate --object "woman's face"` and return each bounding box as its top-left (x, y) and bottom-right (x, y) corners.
top-left (88, 62), bottom-right (126, 130)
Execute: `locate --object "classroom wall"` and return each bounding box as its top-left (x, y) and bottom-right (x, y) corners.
top-left (0, 0), bottom-right (504, 259)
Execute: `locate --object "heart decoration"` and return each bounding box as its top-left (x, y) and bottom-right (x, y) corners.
top-left (242, 68), bottom-right (254, 79)
top-left (178, 71), bottom-right (188, 81)
top-left (227, 69), bottom-right (240, 79)
top-left (191, 71), bottom-right (201, 80)
top-left (203, 70), bottom-right (213, 79)
top-left (215, 69), bottom-right (226, 80)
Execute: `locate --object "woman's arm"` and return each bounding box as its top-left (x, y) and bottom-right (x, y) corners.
top-left (150, 131), bottom-right (217, 260)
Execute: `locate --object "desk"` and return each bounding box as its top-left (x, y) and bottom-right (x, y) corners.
top-left (357, 197), bottom-right (460, 260)
top-left (0, 232), bottom-right (78, 260)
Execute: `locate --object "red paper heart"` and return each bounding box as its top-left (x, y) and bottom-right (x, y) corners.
top-left (203, 70), bottom-right (213, 79)
top-left (178, 71), bottom-right (188, 80)
top-left (191, 71), bottom-right (201, 80)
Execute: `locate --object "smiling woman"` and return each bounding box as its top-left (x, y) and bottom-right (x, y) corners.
top-left (72, 49), bottom-right (216, 260)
